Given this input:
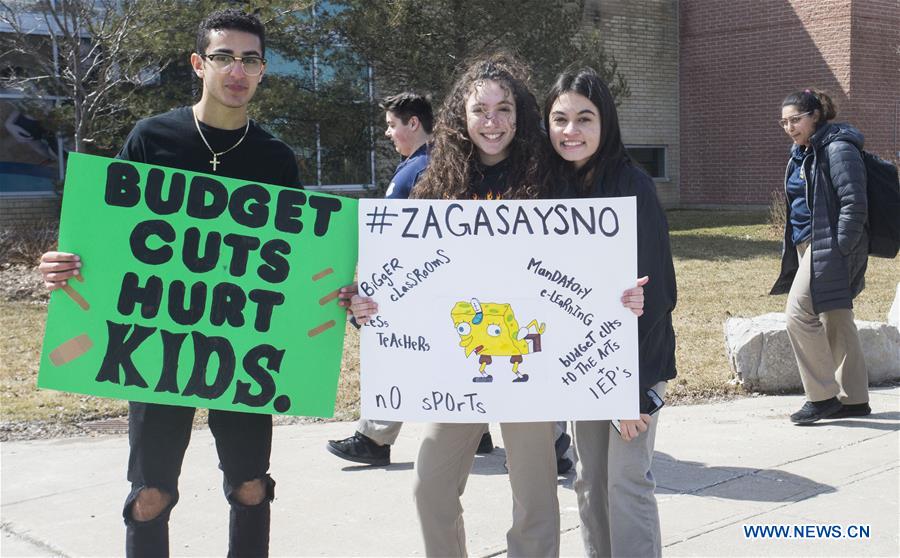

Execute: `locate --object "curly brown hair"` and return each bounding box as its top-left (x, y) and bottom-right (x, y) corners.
top-left (411, 52), bottom-right (549, 200)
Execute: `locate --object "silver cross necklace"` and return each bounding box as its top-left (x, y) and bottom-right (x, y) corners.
top-left (192, 107), bottom-right (250, 172)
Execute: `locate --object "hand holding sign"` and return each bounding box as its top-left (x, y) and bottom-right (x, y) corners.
top-left (38, 153), bottom-right (358, 417)
top-left (348, 295), bottom-right (379, 324)
top-left (38, 251), bottom-right (82, 290)
top-left (621, 276), bottom-right (649, 317)
top-left (358, 197), bottom-right (639, 423)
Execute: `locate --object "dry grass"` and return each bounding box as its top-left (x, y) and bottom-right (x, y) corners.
top-left (767, 189), bottom-right (787, 238)
top-left (334, 322), bottom-right (362, 421)
top-left (0, 301), bottom-right (127, 423)
top-left (1, 210), bottom-right (897, 429)
top-left (666, 209), bottom-right (898, 403)
top-left (667, 210), bottom-right (783, 402)
top-left (0, 221), bottom-right (58, 266)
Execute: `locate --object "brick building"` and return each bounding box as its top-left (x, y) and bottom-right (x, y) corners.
top-left (679, 0), bottom-right (899, 207)
top-left (586, 0), bottom-right (681, 207)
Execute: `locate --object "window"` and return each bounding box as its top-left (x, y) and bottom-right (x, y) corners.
top-left (626, 146), bottom-right (666, 179)
top-left (263, 3), bottom-right (375, 193)
top-left (1, 30), bottom-right (66, 197)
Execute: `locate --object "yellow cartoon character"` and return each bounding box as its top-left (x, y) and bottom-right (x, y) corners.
top-left (451, 298), bottom-right (545, 383)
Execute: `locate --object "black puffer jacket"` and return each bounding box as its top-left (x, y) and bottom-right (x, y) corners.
top-left (770, 123), bottom-right (868, 313)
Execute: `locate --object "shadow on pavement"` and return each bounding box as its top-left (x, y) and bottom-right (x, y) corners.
top-left (340, 462), bottom-right (414, 471)
top-left (652, 451), bottom-right (836, 502)
top-left (802, 412), bottom-right (900, 431)
top-left (471, 448), bottom-right (509, 476)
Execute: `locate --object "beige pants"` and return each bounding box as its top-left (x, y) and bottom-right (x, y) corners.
top-left (572, 381), bottom-right (666, 558)
top-left (785, 243), bottom-right (868, 404)
top-left (358, 420), bottom-right (488, 446)
top-left (413, 421), bottom-right (559, 557)
top-left (357, 419), bottom-right (403, 446)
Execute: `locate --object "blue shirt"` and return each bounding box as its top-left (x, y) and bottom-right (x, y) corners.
top-left (787, 144), bottom-right (811, 246)
top-left (385, 143), bottom-right (429, 199)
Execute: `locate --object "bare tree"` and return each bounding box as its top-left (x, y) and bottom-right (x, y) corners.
top-left (0, 0), bottom-right (178, 152)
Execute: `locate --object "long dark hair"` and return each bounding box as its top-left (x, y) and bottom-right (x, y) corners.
top-left (543, 67), bottom-right (629, 196)
top-left (412, 52), bottom-right (548, 200)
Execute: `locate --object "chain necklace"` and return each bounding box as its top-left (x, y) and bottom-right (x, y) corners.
top-left (192, 107), bottom-right (250, 171)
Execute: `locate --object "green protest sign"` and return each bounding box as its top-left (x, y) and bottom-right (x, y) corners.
top-left (38, 153), bottom-right (358, 417)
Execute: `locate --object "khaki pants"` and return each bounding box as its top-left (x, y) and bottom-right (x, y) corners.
top-left (358, 420), bottom-right (488, 446)
top-left (785, 243), bottom-right (868, 404)
top-left (572, 381), bottom-right (666, 558)
top-left (357, 419), bottom-right (403, 446)
top-left (413, 421), bottom-right (559, 557)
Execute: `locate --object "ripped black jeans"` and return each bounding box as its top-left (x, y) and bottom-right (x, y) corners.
top-left (123, 402), bottom-right (275, 558)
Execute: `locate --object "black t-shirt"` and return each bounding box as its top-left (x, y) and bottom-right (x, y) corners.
top-left (469, 158), bottom-right (509, 199)
top-left (117, 106), bottom-right (301, 188)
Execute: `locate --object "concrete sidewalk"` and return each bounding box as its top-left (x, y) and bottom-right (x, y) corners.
top-left (2, 387), bottom-right (898, 557)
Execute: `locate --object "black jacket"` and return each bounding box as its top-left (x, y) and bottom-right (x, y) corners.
top-left (563, 163), bottom-right (678, 413)
top-left (770, 123), bottom-right (868, 313)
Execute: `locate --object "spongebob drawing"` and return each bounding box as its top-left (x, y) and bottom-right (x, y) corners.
top-left (451, 298), bottom-right (545, 383)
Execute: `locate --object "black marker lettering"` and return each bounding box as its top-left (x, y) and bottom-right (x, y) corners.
top-left (229, 184), bottom-right (270, 228)
top-left (181, 331), bottom-right (235, 399)
top-left (154, 329), bottom-right (187, 393)
top-left (144, 168), bottom-right (185, 214)
top-left (309, 194), bottom-right (341, 236)
top-left (117, 272), bottom-right (163, 319)
top-left (105, 162), bottom-right (141, 207)
top-left (130, 220), bottom-right (175, 265)
top-left (274, 189), bottom-right (306, 233)
top-left (401, 207), bottom-right (419, 238)
top-left (232, 344), bottom-right (283, 407)
top-left (186, 176), bottom-right (228, 219)
top-left (182, 228), bottom-right (221, 273)
top-left (95, 321), bottom-right (154, 387)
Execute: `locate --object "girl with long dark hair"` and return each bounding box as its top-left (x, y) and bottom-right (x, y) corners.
top-left (409, 52), bottom-right (560, 558)
top-left (543, 67), bottom-right (677, 558)
top-left (348, 56), bottom-right (647, 557)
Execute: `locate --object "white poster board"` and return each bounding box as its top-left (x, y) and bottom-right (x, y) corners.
top-left (358, 198), bottom-right (638, 422)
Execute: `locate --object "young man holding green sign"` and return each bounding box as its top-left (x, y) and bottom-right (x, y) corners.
top-left (39, 9), bottom-right (299, 557)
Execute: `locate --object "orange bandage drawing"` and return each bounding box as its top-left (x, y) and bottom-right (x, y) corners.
top-left (308, 320), bottom-right (336, 337)
top-left (312, 268), bottom-right (333, 281)
top-left (61, 271), bottom-right (89, 310)
top-left (318, 289), bottom-right (340, 306)
top-left (50, 334), bottom-right (94, 366)
top-left (61, 284), bottom-right (90, 311)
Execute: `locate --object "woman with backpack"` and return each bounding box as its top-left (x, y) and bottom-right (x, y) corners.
top-left (770, 88), bottom-right (870, 424)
